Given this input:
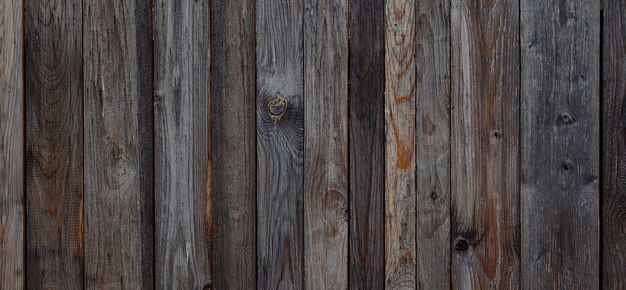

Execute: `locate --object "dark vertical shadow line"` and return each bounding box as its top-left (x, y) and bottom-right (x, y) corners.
top-left (448, 0), bottom-right (453, 288)
top-left (151, 0), bottom-right (156, 288)
top-left (253, 0), bottom-right (259, 288)
top-left (413, 0), bottom-right (418, 289)
top-left (80, 0), bottom-right (86, 287)
top-left (346, 0), bottom-right (351, 288)
top-left (517, 0), bottom-right (522, 287)
top-left (598, 4), bottom-right (604, 290)
top-left (382, 0), bottom-right (387, 285)
top-left (301, 0), bottom-right (306, 287)
top-left (22, 0), bottom-right (27, 286)
top-left (207, 0), bottom-right (213, 287)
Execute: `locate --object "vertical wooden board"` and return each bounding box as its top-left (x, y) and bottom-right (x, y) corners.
top-left (0, 0), bottom-right (24, 288)
top-left (521, 0), bottom-right (600, 288)
top-left (415, 0), bottom-right (451, 288)
top-left (385, 0), bottom-right (417, 288)
top-left (256, 0), bottom-right (305, 288)
top-left (304, 0), bottom-right (349, 288)
top-left (83, 0), bottom-right (153, 288)
top-left (25, 0), bottom-right (83, 288)
top-left (348, 0), bottom-right (385, 288)
top-left (602, 0), bottom-right (626, 288)
top-left (154, 0), bottom-right (211, 288)
top-left (210, 0), bottom-right (256, 288)
top-left (450, 0), bottom-right (520, 289)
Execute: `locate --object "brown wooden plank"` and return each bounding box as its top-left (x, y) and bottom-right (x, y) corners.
top-left (83, 0), bottom-right (153, 288)
top-left (0, 0), bottom-right (24, 288)
top-left (210, 0), bottom-right (256, 288)
top-left (384, 0), bottom-right (417, 288)
top-left (450, 0), bottom-right (520, 288)
top-left (256, 0), bottom-right (305, 288)
top-left (520, 0), bottom-right (600, 288)
top-left (348, 0), bottom-right (385, 287)
top-left (415, 0), bottom-right (451, 288)
top-left (304, 0), bottom-right (349, 288)
top-left (25, 0), bottom-right (83, 288)
top-left (154, 0), bottom-right (211, 288)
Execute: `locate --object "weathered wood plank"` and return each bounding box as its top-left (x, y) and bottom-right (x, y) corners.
top-left (415, 0), bottom-right (451, 288)
top-left (304, 0), bottom-right (349, 288)
top-left (256, 0), bottom-right (305, 288)
top-left (348, 0), bottom-right (385, 287)
top-left (25, 0), bottom-right (83, 288)
top-left (154, 0), bottom-right (211, 288)
top-left (384, 0), bottom-right (417, 288)
top-left (83, 0), bottom-right (153, 288)
top-left (0, 0), bottom-right (24, 288)
top-left (450, 0), bottom-right (520, 288)
top-left (602, 0), bottom-right (626, 288)
top-left (521, 0), bottom-right (600, 288)
top-left (210, 0), bottom-right (256, 288)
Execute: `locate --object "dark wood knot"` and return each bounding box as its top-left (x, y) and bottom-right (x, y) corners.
top-left (268, 94), bottom-right (288, 121)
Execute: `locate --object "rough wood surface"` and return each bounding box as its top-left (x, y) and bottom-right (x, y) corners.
top-left (154, 0), bottom-right (211, 288)
top-left (602, 0), bottom-right (626, 288)
top-left (256, 0), bottom-right (305, 288)
top-left (25, 0), bottom-right (84, 288)
top-left (415, 0), bottom-right (451, 288)
top-left (384, 0), bottom-right (417, 288)
top-left (348, 0), bottom-right (385, 288)
top-left (0, 0), bottom-right (24, 288)
top-left (210, 0), bottom-right (256, 288)
top-left (83, 0), bottom-right (153, 288)
top-left (521, 0), bottom-right (600, 288)
top-left (450, 0), bottom-right (520, 289)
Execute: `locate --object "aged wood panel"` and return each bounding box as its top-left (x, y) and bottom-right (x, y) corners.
top-left (450, 0), bottom-right (520, 289)
top-left (304, 0), bottom-right (349, 288)
top-left (0, 0), bottom-right (24, 288)
top-left (521, 0), bottom-right (600, 288)
top-left (348, 0), bottom-right (385, 288)
top-left (602, 0), bottom-right (626, 288)
top-left (154, 0), bottom-right (211, 288)
top-left (25, 0), bottom-right (83, 288)
top-left (415, 0), bottom-right (451, 288)
top-left (210, 0), bottom-right (256, 288)
top-left (385, 0), bottom-right (417, 288)
top-left (83, 0), bottom-right (153, 288)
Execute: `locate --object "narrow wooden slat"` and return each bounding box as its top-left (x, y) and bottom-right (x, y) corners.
top-left (304, 0), bottom-right (349, 288)
top-left (83, 0), bottom-right (153, 288)
top-left (0, 0), bottom-right (24, 288)
top-left (521, 0), bottom-right (600, 288)
top-left (25, 0), bottom-right (83, 288)
top-left (348, 0), bottom-right (385, 287)
top-left (210, 0), bottom-right (256, 288)
top-left (256, 0), bottom-right (305, 287)
top-left (450, 0), bottom-right (520, 288)
top-left (154, 0), bottom-right (211, 288)
top-left (415, 0), bottom-right (451, 288)
top-left (384, 0), bottom-right (417, 288)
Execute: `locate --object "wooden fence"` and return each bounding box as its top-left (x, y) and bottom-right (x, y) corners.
top-left (0, 0), bottom-right (624, 289)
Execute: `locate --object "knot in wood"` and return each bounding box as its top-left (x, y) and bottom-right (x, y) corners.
top-left (455, 239), bottom-right (470, 252)
top-left (268, 95), bottom-right (288, 121)
top-left (559, 113), bottom-right (576, 124)
top-left (561, 161), bottom-right (573, 171)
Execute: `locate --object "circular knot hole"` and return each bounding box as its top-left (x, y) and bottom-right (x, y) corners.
top-left (562, 161), bottom-right (572, 171)
top-left (268, 95), bottom-right (288, 121)
top-left (455, 239), bottom-right (470, 252)
top-left (559, 113), bottom-right (576, 124)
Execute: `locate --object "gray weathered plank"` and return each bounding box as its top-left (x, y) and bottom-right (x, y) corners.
top-left (602, 0), bottom-right (626, 288)
top-left (521, 0), bottom-right (600, 288)
top-left (304, 0), bottom-right (349, 288)
top-left (210, 0), bottom-right (256, 288)
top-left (154, 0), bottom-right (211, 288)
top-left (415, 0), bottom-right (451, 288)
top-left (450, 0), bottom-right (520, 288)
top-left (0, 0), bottom-right (24, 288)
top-left (348, 0), bottom-right (385, 287)
top-left (384, 0), bottom-right (417, 288)
top-left (25, 0), bottom-right (84, 288)
top-left (83, 0), bottom-right (153, 288)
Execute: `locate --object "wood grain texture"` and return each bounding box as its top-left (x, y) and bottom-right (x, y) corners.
top-left (348, 0), bottom-right (385, 288)
top-left (450, 0), bottom-right (520, 289)
top-left (304, 0), bottom-right (349, 288)
top-left (256, 0), bottom-right (305, 288)
top-left (83, 0), bottom-right (153, 288)
top-left (154, 0), bottom-right (211, 288)
top-left (384, 0), bottom-right (417, 288)
top-left (210, 0), bottom-right (256, 288)
top-left (25, 0), bottom-right (83, 288)
top-left (521, 0), bottom-right (600, 288)
top-left (0, 0), bottom-right (24, 288)
top-left (415, 0), bottom-right (451, 288)
top-left (602, 0), bottom-right (626, 288)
